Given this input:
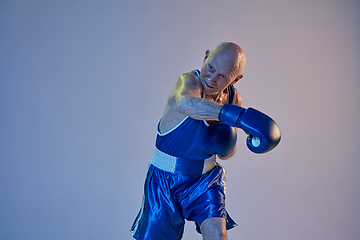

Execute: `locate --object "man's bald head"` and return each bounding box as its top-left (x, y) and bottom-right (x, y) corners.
top-left (207, 42), bottom-right (247, 78)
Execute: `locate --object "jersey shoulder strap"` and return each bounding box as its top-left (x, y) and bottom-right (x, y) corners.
top-left (227, 85), bottom-right (235, 104)
top-left (194, 69), bottom-right (200, 76)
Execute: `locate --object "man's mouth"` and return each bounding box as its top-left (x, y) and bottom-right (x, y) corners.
top-left (203, 80), bottom-right (214, 89)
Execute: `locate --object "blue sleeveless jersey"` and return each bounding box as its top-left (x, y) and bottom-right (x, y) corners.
top-left (156, 117), bottom-right (212, 160)
top-left (155, 70), bottom-right (236, 161)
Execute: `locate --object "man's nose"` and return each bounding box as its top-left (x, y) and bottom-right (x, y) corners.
top-left (208, 75), bottom-right (217, 83)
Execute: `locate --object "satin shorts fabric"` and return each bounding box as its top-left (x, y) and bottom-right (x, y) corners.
top-left (131, 164), bottom-right (237, 240)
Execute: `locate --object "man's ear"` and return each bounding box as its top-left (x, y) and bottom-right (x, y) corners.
top-left (230, 74), bottom-right (243, 85)
top-left (203, 50), bottom-right (210, 62)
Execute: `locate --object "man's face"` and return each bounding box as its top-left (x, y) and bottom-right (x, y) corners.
top-left (199, 50), bottom-right (239, 96)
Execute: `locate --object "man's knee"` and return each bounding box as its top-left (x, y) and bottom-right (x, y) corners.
top-left (200, 217), bottom-right (228, 240)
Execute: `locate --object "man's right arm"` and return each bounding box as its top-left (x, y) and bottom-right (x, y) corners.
top-left (159, 71), bottom-right (222, 134)
top-left (173, 71), bottom-right (222, 121)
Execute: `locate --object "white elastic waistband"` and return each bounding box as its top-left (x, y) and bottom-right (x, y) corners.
top-left (150, 147), bottom-right (217, 175)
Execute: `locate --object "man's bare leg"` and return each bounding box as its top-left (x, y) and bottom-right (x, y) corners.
top-left (200, 217), bottom-right (228, 240)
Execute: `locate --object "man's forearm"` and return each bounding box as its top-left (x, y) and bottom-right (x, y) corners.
top-left (176, 95), bottom-right (223, 120)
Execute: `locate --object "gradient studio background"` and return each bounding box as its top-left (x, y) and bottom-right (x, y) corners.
top-left (1, 0), bottom-right (359, 239)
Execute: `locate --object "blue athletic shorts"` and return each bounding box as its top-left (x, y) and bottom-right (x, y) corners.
top-left (131, 163), bottom-right (237, 240)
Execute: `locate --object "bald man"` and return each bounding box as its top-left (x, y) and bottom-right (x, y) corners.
top-left (131, 42), bottom-right (246, 240)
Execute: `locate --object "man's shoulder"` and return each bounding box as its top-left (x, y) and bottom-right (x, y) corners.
top-left (158, 70), bottom-right (200, 133)
top-left (178, 70), bottom-right (201, 86)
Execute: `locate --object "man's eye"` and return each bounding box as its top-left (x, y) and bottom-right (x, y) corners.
top-left (208, 65), bottom-right (213, 69)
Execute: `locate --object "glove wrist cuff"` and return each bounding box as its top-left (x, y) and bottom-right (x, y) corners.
top-left (219, 104), bottom-right (245, 127)
top-left (219, 104), bottom-right (230, 122)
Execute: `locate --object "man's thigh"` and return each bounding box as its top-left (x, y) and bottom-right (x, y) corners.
top-left (131, 165), bottom-right (186, 240)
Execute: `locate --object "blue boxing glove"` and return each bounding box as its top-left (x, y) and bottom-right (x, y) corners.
top-left (219, 104), bottom-right (281, 154)
top-left (203, 122), bottom-right (237, 158)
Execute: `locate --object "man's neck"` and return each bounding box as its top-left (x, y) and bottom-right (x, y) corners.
top-left (204, 87), bottom-right (228, 104)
